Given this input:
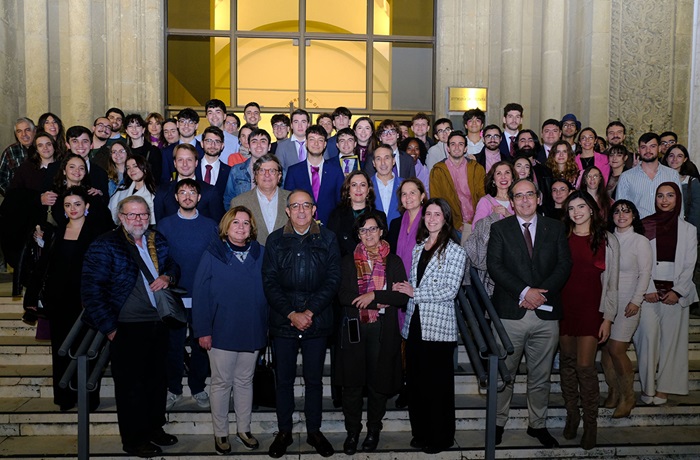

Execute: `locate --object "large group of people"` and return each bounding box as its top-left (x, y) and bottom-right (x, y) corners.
top-left (0, 99), bottom-right (697, 457)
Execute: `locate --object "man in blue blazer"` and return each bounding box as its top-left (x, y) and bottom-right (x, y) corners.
top-left (371, 144), bottom-right (401, 223)
top-left (283, 125), bottom-right (343, 225)
top-left (487, 178), bottom-right (571, 449)
top-left (363, 119), bottom-right (416, 180)
top-left (194, 126), bottom-right (231, 207)
top-left (154, 144), bottom-right (225, 222)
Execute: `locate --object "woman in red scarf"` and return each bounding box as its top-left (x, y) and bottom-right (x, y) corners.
top-left (635, 182), bottom-right (697, 405)
top-left (334, 210), bottom-right (409, 455)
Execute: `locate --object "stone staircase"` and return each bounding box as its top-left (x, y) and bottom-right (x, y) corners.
top-left (0, 295), bottom-right (699, 459)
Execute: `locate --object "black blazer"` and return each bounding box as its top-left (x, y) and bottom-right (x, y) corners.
top-left (195, 160), bottom-right (231, 205)
top-left (487, 215), bottom-right (571, 320)
top-left (498, 135), bottom-right (516, 162)
top-left (43, 161), bottom-right (110, 198)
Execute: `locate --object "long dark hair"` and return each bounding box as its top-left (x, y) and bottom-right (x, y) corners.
top-left (484, 161), bottom-right (516, 197)
top-left (416, 197), bottom-right (458, 255)
top-left (607, 199), bottom-right (645, 235)
top-left (662, 144), bottom-right (700, 179)
top-left (120, 154), bottom-right (157, 195)
top-left (339, 170), bottom-right (375, 210)
top-left (28, 131), bottom-right (59, 168)
top-left (579, 165), bottom-right (611, 219)
top-left (37, 112), bottom-right (67, 156)
top-left (53, 154), bottom-right (91, 193)
top-left (563, 190), bottom-right (607, 254)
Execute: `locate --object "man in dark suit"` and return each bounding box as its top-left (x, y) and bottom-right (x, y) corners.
top-left (153, 144), bottom-right (225, 222)
top-left (283, 125), bottom-right (343, 225)
top-left (498, 102), bottom-right (523, 161)
top-left (363, 119), bottom-right (416, 180)
top-left (195, 126), bottom-right (231, 207)
top-left (487, 178), bottom-right (572, 448)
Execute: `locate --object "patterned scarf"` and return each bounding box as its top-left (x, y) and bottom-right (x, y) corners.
top-left (354, 239), bottom-right (390, 323)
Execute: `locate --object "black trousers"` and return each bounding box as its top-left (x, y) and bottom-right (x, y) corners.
top-left (110, 321), bottom-right (168, 447)
top-left (406, 309), bottom-right (456, 449)
top-left (342, 319), bottom-right (389, 433)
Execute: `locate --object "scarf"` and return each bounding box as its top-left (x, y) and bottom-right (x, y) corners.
top-left (642, 181), bottom-right (681, 262)
top-left (397, 210), bottom-right (421, 277)
top-left (123, 226), bottom-right (159, 272)
top-left (354, 239), bottom-right (391, 323)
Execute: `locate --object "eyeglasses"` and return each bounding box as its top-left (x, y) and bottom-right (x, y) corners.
top-left (111, 149), bottom-right (127, 155)
top-left (178, 120), bottom-right (196, 126)
top-left (513, 191), bottom-right (537, 201)
top-left (484, 134), bottom-right (501, 140)
top-left (224, 120), bottom-right (239, 128)
top-left (272, 123), bottom-right (288, 129)
top-left (562, 122), bottom-right (577, 128)
top-left (288, 202), bottom-right (313, 210)
top-left (660, 140), bottom-right (676, 146)
top-left (257, 167), bottom-right (280, 175)
top-left (120, 212), bottom-right (150, 220)
top-left (177, 190), bottom-right (198, 196)
top-left (380, 129), bottom-right (397, 137)
top-left (579, 135), bottom-right (595, 141)
top-left (203, 138), bottom-right (223, 145)
top-left (436, 128), bottom-right (452, 135)
top-left (95, 123), bottom-right (111, 130)
top-left (358, 226), bottom-right (379, 235)
top-left (587, 174), bottom-right (602, 180)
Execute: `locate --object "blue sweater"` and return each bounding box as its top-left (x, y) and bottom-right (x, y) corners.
top-left (156, 213), bottom-right (218, 295)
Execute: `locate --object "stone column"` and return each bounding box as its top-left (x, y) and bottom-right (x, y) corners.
top-left (689, 0), bottom-right (700, 156)
top-left (498, 2), bottom-right (523, 109)
top-left (539, 0), bottom-right (566, 120)
top-left (63, 0), bottom-right (94, 126)
top-left (23, 0), bottom-right (50, 120)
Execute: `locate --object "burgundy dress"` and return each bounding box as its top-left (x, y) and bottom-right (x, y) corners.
top-left (560, 234), bottom-right (605, 336)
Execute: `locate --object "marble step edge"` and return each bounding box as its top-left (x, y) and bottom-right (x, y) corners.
top-left (4, 406), bottom-right (700, 438)
top-left (1, 430), bottom-right (699, 460)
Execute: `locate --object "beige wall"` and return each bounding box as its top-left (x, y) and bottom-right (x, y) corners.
top-left (0, 0), bottom-right (165, 149)
top-left (1, 0), bottom-right (697, 158)
top-left (436, 0), bottom-right (694, 155)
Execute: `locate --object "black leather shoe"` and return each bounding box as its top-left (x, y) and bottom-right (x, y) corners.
top-left (307, 431), bottom-right (334, 457)
top-left (495, 425), bottom-right (504, 445)
top-left (343, 432), bottom-right (359, 455)
top-left (123, 441), bottom-right (162, 458)
top-left (269, 431), bottom-right (293, 458)
top-left (527, 426), bottom-right (559, 448)
top-left (423, 442), bottom-right (452, 454)
top-left (150, 428), bottom-right (178, 446)
top-left (361, 430), bottom-right (380, 452)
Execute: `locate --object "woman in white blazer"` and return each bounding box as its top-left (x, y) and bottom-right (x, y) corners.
top-left (395, 197), bottom-right (467, 455)
top-left (108, 155), bottom-right (157, 225)
top-left (635, 182), bottom-right (698, 405)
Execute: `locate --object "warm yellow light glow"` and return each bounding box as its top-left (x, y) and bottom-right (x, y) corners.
top-left (448, 87), bottom-right (488, 112)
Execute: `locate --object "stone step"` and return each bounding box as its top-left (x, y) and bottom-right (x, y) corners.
top-left (2, 392), bottom-right (700, 437)
top-left (1, 427), bottom-right (699, 459)
top-left (2, 361), bottom-right (700, 400)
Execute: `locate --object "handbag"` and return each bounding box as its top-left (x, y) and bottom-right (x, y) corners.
top-left (253, 343), bottom-right (276, 408)
top-left (127, 243), bottom-right (187, 328)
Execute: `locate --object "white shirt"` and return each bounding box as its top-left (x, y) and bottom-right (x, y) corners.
top-left (195, 131), bottom-right (240, 165)
top-left (135, 236), bottom-right (158, 308)
top-left (256, 187), bottom-right (279, 233)
top-left (376, 174), bottom-right (395, 214)
top-left (467, 137), bottom-right (484, 155)
top-left (516, 214), bottom-right (538, 303)
top-left (392, 148), bottom-right (402, 175)
top-left (293, 136), bottom-right (307, 161)
top-left (200, 157), bottom-right (221, 185)
top-left (307, 159), bottom-right (325, 185)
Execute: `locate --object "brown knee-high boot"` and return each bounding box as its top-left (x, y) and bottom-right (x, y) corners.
top-left (577, 365), bottom-right (599, 450)
top-left (613, 370), bottom-right (636, 418)
top-left (601, 356), bottom-right (618, 409)
top-left (559, 353), bottom-right (580, 440)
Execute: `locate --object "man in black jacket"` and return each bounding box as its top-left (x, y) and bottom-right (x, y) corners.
top-left (262, 189), bottom-right (341, 458)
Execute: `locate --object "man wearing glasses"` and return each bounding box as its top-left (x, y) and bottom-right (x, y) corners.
top-left (474, 124), bottom-right (508, 174)
top-left (154, 144), bottom-right (225, 221)
top-left (263, 190), bottom-right (341, 458)
top-left (487, 178), bottom-right (571, 449)
top-left (196, 126), bottom-right (231, 203)
top-left (224, 128), bottom-right (272, 209)
top-left (426, 118), bottom-right (453, 171)
top-left (363, 119), bottom-right (416, 180)
top-left (82, 195), bottom-right (181, 457)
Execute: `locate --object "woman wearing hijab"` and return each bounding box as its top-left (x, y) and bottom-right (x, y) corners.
top-left (635, 182), bottom-right (697, 406)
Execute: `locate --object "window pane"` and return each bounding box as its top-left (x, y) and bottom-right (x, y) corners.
top-left (372, 42), bottom-right (432, 111)
top-left (167, 36), bottom-right (231, 106)
top-left (306, 0), bottom-right (367, 34)
top-left (237, 38), bottom-right (298, 108)
top-left (238, 0), bottom-right (299, 32)
top-left (306, 40), bottom-right (366, 110)
top-left (168, 0), bottom-right (230, 30)
top-left (374, 0), bottom-right (433, 36)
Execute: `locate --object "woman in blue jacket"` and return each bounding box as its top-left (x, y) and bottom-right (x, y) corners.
top-left (192, 206), bottom-right (268, 455)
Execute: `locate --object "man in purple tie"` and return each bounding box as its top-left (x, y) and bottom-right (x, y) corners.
top-left (283, 125), bottom-right (344, 225)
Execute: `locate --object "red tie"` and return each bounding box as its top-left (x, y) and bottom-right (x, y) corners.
top-left (204, 164), bottom-right (212, 184)
top-left (510, 136), bottom-right (516, 157)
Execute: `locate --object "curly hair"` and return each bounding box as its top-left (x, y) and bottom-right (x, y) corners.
top-left (607, 199), bottom-right (645, 235)
top-left (546, 140), bottom-right (580, 185)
